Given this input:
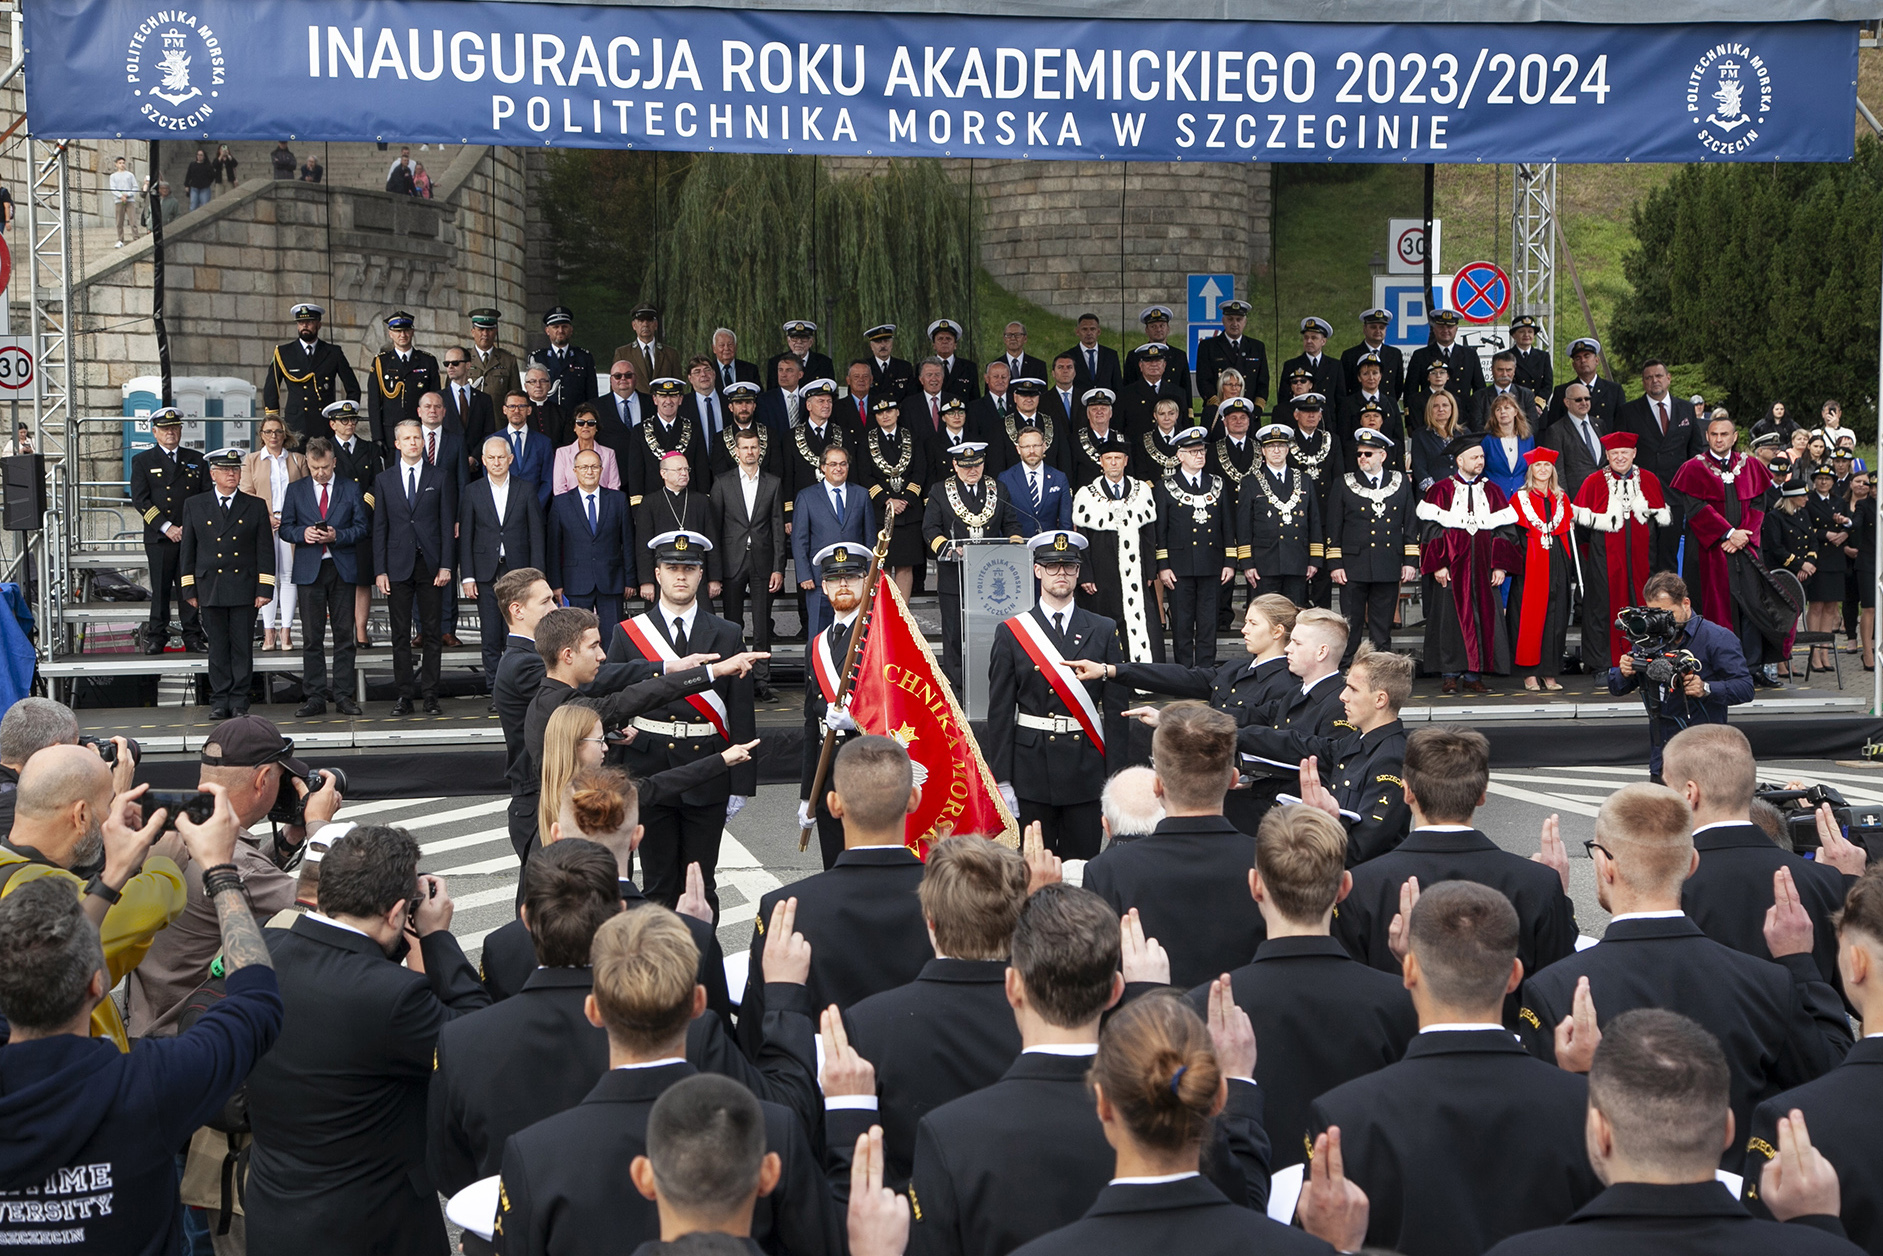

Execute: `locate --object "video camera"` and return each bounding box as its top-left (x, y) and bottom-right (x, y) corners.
top-left (268, 765), bottom-right (348, 828)
top-left (1756, 781), bottom-right (1883, 858)
top-left (1616, 606), bottom-right (1702, 690)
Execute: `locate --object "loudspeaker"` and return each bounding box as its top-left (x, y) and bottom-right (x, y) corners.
top-left (3, 454), bottom-right (45, 531)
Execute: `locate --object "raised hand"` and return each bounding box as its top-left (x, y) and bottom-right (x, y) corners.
top-left (1206, 975), bottom-right (1255, 1080)
top-left (1022, 822), bottom-right (1062, 894)
top-left (1385, 876), bottom-right (1421, 966)
top-left (820, 1005), bottom-right (876, 1098)
top-left (847, 1125), bottom-right (910, 1256)
top-left (676, 863), bottom-right (712, 923)
top-left (1120, 908), bottom-right (1171, 985)
top-left (1764, 866), bottom-right (1814, 958)
top-left (1553, 975), bottom-right (1600, 1073)
top-left (1760, 1109), bottom-right (1843, 1223)
top-left (1814, 803), bottom-right (1869, 876)
top-left (1531, 814), bottom-right (1570, 893)
top-left (764, 896), bottom-right (813, 986)
top-left (1297, 1127), bottom-right (1370, 1251)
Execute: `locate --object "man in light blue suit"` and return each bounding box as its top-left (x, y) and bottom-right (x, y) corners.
top-left (790, 443), bottom-right (875, 636)
top-left (996, 425), bottom-right (1072, 537)
top-left (278, 435), bottom-right (372, 715)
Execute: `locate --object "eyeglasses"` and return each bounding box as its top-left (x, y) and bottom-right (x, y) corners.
top-left (1582, 839), bottom-right (1612, 862)
top-left (578, 736), bottom-right (608, 746)
top-left (1567, 396), bottom-right (1592, 405)
top-left (610, 371), bottom-right (634, 379)
top-left (574, 420), bottom-right (598, 429)
top-left (443, 359), bottom-right (467, 367)
top-left (504, 402), bottom-right (530, 411)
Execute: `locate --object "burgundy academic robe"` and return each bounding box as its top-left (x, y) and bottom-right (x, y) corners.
top-left (1669, 452), bottom-right (1773, 630)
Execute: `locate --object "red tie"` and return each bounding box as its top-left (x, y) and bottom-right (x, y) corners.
top-left (1656, 401), bottom-right (1667, 435)
top-left (426, 430), bottom-right (437, 464)
top-left (930, 397), bottom-right (940, 430)
top-left (318, 483), bottom-right (329, 519)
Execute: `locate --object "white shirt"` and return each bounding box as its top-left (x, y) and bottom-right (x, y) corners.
top-left (1420, 1022), bottom-right (1507, 1034)
top-left (614, 1057), bottom-right (687, 1071)
top-left (740, 467), bottom-right (761, 519)
top-left (1110, 1172), bottom-right (1200, 1186)
top-left (303, 911), bottom-right (371, 939)
top-left (828, 482), bottom-right (847, 515)
top-left (658, 598), bottom-right (699, 643)
top-left (262, 448), bottom-right (292, 511)
top-left (1610, 910), bottom-right (1686, 923)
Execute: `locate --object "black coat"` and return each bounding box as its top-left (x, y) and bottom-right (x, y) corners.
top-left (429, 957), bottom-right (820, 1195)
top-left (1682, 821), bottom-right (1854, 990)
top-left (1281, 352), bottom-right (1347, 408)
top-left (1341, 340), bottom-right (1406, 402)
top-left (986, 605), bottom-right (1123, 806)
top-left (1311, 1029), bottom-right (1603, 1256)
top-left (178, 488), bottom-right (275, 605)
top-left (1155, 471), bottom-right (1234, 579)
top-left (837, 959), bottom-right (1024, 1188)
top-left (1237, 463), bottom-right (1323, 579)
top-left (623, 414), bottom-right (713, 508)
top-left (1519, 916), bottom-right (1854, 1170)
top-left (130, 444), bottom-right (209, 543)
top-left (1512, 347), bottom-right (1554, 399)
top-left (365, 348), bottom-right (442, 441)
top-left (1616, 393), bottom-right (1707, 488)
top-left (445, 382), bottom-right (499, 453)
top-left (372, 458), bottom-right (458, 582)
top-left (521, 666), bottom-right (714, 802)
top-left (802, 616), bottom-right (864, 799)
top-left (765, 349), bottom-right (836, 391)
top-left (1481, 1181), bottom-right (1863, 1256)
top-left (244, 917), bottom-right (491, 1256)
top-left (1743, 1037), bottom-right (1883, 1253)
top-left (1007, 1175), bottom-right (1334, 1256)
top-left (1335, 827), bottom-right (1578, 989)
top-left (1197, 333), bottom-right (1271, 405)
top-left (1233, 670), bottom-right (1347, 787)
top-left (1067, 343), bottom-right (1123, 395)
top-left (263, 337), bottom-right (360, 438)
top-left (1188, 935), bottom-right (1417, 1170)
top-left (633, 489), bottom-right (721, 580)
top-left (1083, 816), bottom-right (1263, 990)
top-left (905, 1052), bottom-right (1266, 1256)
top-left (493, 1062), bottom-right (840, 1256)
top-left (1124, 343), bottom-right (1193, 408)
top-left (529, 344), bottom-right (599, 409)
top-left (1403, 342), bottom-right (1486, 409)
top-left (1117, 379), bottom-right (1183, 439)
top-left (605, 610), bottom-right (757, 802)
top-left (1324, 469), bottom-right (1421, 583)
top-left (458, 476), bottom-right (547, 583)
top-left (1543, 375), bottom-right (1627, 435)
top-left (1115, 655), bottom-right (1294, 728)
top-left (781, 416), bottom-right (863, 506)
top-left (737, 847), bottom-right (932, 1056)
top-left (1237, 720), bottom-right (1412, 866)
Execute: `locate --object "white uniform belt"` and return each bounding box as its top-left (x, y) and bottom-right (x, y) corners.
top-left (1017, 713), bottom-right (1083, 734)
top-left (631, 716), bottom-right (721, 738)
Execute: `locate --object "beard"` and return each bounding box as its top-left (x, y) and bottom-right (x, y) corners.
top-left (828, 589), bottom-right (862, 614)
top-left (69, 820), bottom-right (106, 880)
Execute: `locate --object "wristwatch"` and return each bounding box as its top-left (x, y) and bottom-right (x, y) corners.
top-left (83, 874), bottom-right (123, 905)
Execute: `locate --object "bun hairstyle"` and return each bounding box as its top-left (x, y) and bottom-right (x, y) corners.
top-left (567, 766), bottom-right (631, 837)
top-left (1089, 991), bottom-right (1222, 1154)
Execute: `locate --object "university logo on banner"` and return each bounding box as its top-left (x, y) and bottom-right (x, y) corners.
top-left (1688, 43), bottom-right (1773, 156)
top-left (126, 9), bottom-right (229, 132)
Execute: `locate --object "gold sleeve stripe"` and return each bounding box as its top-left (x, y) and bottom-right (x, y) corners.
top-left (180, 575), bottom-right (195, 586)
top-left (143, 507), bottom-right (160, 523)
top-left (258, 574), bottom-right (276, 586)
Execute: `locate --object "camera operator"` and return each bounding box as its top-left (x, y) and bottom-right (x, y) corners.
top-left (0, 784), bottom-right (282, 1253)
top-left (0, 698), bottom-right (137, 837)
top-left (128, 715), bottom-right (342, 1038)
top-left (1609, 572), bottom-right (1754, 782)
top-left (0, 745), bottom-right (186, 1050)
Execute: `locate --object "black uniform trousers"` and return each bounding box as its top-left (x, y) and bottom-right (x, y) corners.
top-left (638, 733), bottom-right (727, 912)
top-left (937, 563), bottom-right (966, 687)
top-left (200, 603), bottom-right (256, 712)
top-left (720, 569), bottom-right (774, 684)
top-left (1341, 579), bottom-right (1399, 663)
top-left (1255, 573), bottom-right (1308, 606)
top-left (1017, 798), bottom-right (1105, 861)
top-left (473, 557), bottom-right (520, 685)
top-left (1167, 575), bottom-right (1221, 668)
top-left (145, 538), bottom-right (200, 644)
top-left (387, 575), bottom-right (443, 699)
top-left (297, 558), bottom-right (356, 701)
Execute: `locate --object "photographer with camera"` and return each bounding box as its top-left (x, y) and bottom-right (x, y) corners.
top-left (0, 745), bottom-right (187, 1050)
top-left (128, 715), bottom-right (343, 1038)
top-left (0, 697), bottom-right (139, 837)
top-left (0, 784), bottom-right (283, 1254)
top-left (1609, 572), bottom-right (1754, 782)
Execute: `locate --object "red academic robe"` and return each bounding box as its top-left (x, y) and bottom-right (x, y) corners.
top-left (1508, 488), bottom-right (1575, 668)
top-left (1668, 452), bottom-right (1773, 629)
top-left (1572, 468), bottom-right (1670, 664)
top-left (1417, 475), bottom-right (1523, 674)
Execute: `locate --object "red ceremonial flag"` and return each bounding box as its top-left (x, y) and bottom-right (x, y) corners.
top-left (846, 574), bottom-right (1017, 857)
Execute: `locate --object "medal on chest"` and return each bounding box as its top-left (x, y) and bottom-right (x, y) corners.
top-left (1165, 473), bottom-right (1222, 524)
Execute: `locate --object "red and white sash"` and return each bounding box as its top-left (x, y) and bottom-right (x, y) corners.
top-left (1007, 611), bottom-right (1105, 754)
top-left (617, 612), bottom-right (731, 741)
top-left (812, 624), bottom-right (844, 705)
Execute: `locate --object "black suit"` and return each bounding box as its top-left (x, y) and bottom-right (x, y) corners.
top-left (1519, 915), bottom-right (1854, 1170)
top-left (1083, 815), bottom-right (1262, 990)
top-left (245, 916), bottom-right (490, 1256)
top-left (494, 632), bottom-right (549, 863)
top-left (709, 468), bottom-right (785, 684)
top-left (1743, 1037), bottom-right (1883, 1253)
top-left (1481, 1181), bottom-right (1863, 1256)
top-left (1335, 828), bottom-right (1578, 1006)
top-left (1312, 1029), bottom-right (1603, 1256)
top-left (1543, 375), bottom-right (1627, 435)
top-left (986, 605), bottom-right (1123, 859)
top-left (837, 959), bottom-right (1023, 1189)
top-left (1469, 384), bottom-right (1541, 434)
top-left (129, 443), bottom-right (208, 647)
top-left (605, 609), bottom-right (755, 912)
top-left (1617, 392), bottom-right (1707, 570)
top-left (1682, 821), bottom-right (1853, 993)
top-left (1233, 670), bottom-right (1348, 827)
top-left (330, 436), bottom-right (386, 582)
top-left (179, 487), bottom-right (275, 712)
top-left (373, 458), bottom-right (458, 700)
top-left (494, 1061), bottom-right (840, 1256)
top-left (459, 475), bottom-right (547, 682)
top-left (738, 846), bottom-right (931, 1057)
top-left (1007, 1175), bottom-right (1333, 1256)
top-left (1539, 408), bottom-right (1613, 503)
top-left (443, 382), bottom-right (498, 455)
top-left (1403, 342), bottom-right (1485, 409)
top-left (765, 349), bottom-right (836, 391)
top-left (1067, 343), bottom-right (1123, 394)
top-left (1188, 935), bottom-right (1418, 1170)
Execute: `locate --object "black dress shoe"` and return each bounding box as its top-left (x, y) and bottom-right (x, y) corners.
top-left (423, 697), bottom-right (443, 715)
top-left (754, 682), bottom-right (777, 703)
top-left (295, 698), bottom-right (326, 717)
top-left (391, 697), bottom-right (414, 716)
top-left (143, 638), bottom-right (167, 656)
top-left (183, 637), bottom-right (209, 653)
top-left (209, 705), bottom-right (232, 721)
top-left (336, 697), bottom-right (364, 716)
top-left (487, 699), bottom-right (498, 714)
top-left (441, 634), bottom-right (464, 648)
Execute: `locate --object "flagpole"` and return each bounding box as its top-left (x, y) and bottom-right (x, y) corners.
top-left (799, 509), bottom-right (898, 851)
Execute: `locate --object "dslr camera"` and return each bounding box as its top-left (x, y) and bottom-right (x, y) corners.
top-left (268, 765), bottom-right (348, 827)
top-left (79, 734), bottom-right (142, 768)
top-left (1616, 606), bottom-right (1702, 690)
top-left (1755, 782), bottom-right (1883, 858)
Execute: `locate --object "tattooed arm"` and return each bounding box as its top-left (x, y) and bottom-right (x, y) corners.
top-left (176, 782), bottom-right (273, 971)
top-left (210, 876), bottom-right (275, 971)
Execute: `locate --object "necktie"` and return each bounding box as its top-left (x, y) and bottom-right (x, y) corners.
top-left (426, 430), bottom-right (437, 464)
top-left (1109, 480), bottom-right (1123, 501)
top-left (318, 483), bottom-right (329, 519)
top-left (1656, 400), bottom-right (1667, 435)
top-left (586, 493), bottom-right (598, 535)
top-left (457, 386), bottom-right (468, 415)
top-left (219, 495), bottom-right (231, 516)
top-left (930, 396), bottom-right (940, 430)
top-left (1580, 420), bottom-right (1598, 462)
top-left (722, 364), bottom-right (733, 388)
top-left (672, 616), bottom-right (688, 656)
top-left (1087, 348), bottom-right (1097, 376)
top-left (705, 394), bottom-right (718, 435)
top-left (1053, 611), bottom-right (1066, 640)
top-left (1030, 470), bottom-right (1041, 512)
top-left (831, 486), bottom-right (845, 524)
top-left (510, 430), bottom-right (523, 461)
top-left (406, 470), bottom-right (417, 505)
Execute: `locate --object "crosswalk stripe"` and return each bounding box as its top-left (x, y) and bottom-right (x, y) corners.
top-left (383, 798), bottom-right (510, 832)
top-left (1482, 781), bottom-right (1602, 818)
top-left (454, 884), bottom-right (525, 912)
top-left (421, 826), bottom-right (513, 857)
top-left (434, 853), bottom-right (524, 878)
top-left (340, 796), bottom-right (444, 819)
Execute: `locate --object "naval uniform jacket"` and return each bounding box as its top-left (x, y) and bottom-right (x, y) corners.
top-left (1235, 672), bottom-right (1348, 781)
top-left (1197, 332), bottom-right (1271, 404)
top-left (1114, 654), bottom-right (1295, 730)
top-left (1336, 827), bottom-right (1578, 990)
top-left (1482, 1181), bottom-right (1862, 1256)
top-left (922, 478), bottom-right (1024, 558)
top-left (1743, 1037), bottom-right (1883, 1252)
top-left (802, 616), bottom-right (863, 801)
top-left (1325, 469), bottom-right (1421, 582)
top-left (1188, 935), bottom-right (1418, 1171)
top-left (1083, 815), bottom-right (1263, 991)
top-left (365, 347), bottom-right (441, 440)
top-left (1237, 720), bottom-right (1412, 866)
top-left (1341, 340), bottom-right (1406, 400)
top-left (262, 337), bottom-right (360, 434)
top-left (906, 1052), bottom-right (1270, 1256)
top-left (832, 959), bottom-right (1024, 1189)
top-left (1519, 915), bottom-right (1854, 1171)
top-left (605, 611), bottom-right (758, 804)
top-left (1155, 471), bottom-right (1235, 578)
top-left (1311, 1028), bottom-right (1603, 1256)
top-left (493, 1061), bottom-right (840, 1256)
top-left (131, 444), bottom-right (209, 542)
top-left (1237, 462), bottom-right (1324, 577)
top-left (1681, 820), bottom-right (1854, 989)
top-left (178, 488), bottom-right (275, 605)
top-left (986, 605), bottom-right (1123, 805)
top-left (1008, 1175), bottom-right (1335, 1256)
top-left (737, 846), bottom-right (932, 1056)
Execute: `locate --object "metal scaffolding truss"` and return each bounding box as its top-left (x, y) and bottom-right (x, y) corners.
top-left (21, 133), bottom-right (75, 656)
top-left (1510, 162), bottom-right (1557, 354)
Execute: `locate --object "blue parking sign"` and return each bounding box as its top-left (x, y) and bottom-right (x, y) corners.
top-left (1371, 277), bottom-right (1454, 349)
top-left (1188, 274), bottom-right (1235, 325)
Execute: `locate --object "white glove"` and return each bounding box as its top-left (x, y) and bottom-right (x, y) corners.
top-left (998, 782), bottom-right (1018, 814)
top-left (797, 800), bottom-right (813, 829)
top-left (824, 705), bottom-right (857, 734)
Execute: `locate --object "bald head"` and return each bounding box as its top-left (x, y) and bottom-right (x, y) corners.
top-left (1100, 766), bottom-right (1165, 841)
top-left (15, 744), bottom-right (111, 822)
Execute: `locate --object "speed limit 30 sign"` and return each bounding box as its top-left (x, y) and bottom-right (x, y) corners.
top-left (0, 339), bottom-right (35, 392)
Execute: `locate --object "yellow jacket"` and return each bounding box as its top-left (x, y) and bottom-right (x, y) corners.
top-left (0, 848), bottom-right (188, 1050)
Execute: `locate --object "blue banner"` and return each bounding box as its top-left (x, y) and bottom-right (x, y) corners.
top-left (23, 1), bottom-right (1857, 163)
